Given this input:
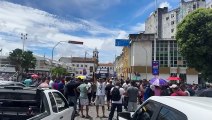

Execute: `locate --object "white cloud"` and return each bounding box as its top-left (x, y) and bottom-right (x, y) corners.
top-left (134, 2), bottom-right (155, 18)
top-left (130, 23), bottom-right (145, 33)
top-left (159, 2), bottom-right (172, 9)
top-left (0, 1), bottom-right (124, 62)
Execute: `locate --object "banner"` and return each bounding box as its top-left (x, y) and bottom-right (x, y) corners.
top-left (152, 61), bottom-right (159, 75)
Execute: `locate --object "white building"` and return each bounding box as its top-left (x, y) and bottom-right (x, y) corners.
top-left (97, 63), bottom-right (115, 77)
top-left (128, 0), bottom-right (207, 84)
top-left (207, 0), bottom-right (212, 8)
top-left (59, 57), bottom-right (96, 77)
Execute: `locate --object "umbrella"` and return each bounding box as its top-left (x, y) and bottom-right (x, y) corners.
top-left (149, 78), bottom-right (168, 86)
top-left (76, 75), bottom-right (86, 80)
top-left (31, 74), bottom-right (39, 78)
top-left (167, 76), bottom-right (181, 81)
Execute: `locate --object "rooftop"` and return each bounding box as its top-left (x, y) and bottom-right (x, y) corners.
top-left (99, 63), bottom-right (114, 66)
top-left (59, 57), bottom-right (94, 63)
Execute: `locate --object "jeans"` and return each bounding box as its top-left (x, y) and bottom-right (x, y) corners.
top-left (123, 96), bottom-right (129, 109)
top-left (87, 93), bottom-right (92, 104)
top-left (128, 102), bottom-right (137, 112)
top-left (108, 103), bottom-right (122, 120)
top-left (68, 96), bottom-right (77, 111)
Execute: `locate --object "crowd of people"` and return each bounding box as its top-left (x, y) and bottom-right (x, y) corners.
top-left (22, 75), bottom-right (205, 120)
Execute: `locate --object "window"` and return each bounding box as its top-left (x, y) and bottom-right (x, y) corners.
top-left (72, 64), bottom-right (75, 66)
top-left (85, 65), bottom-right (87, 67)
top-left (81, 64), bottom-right (83, 67)
top-left (193, 4), bottom-right (196, 10)
top-left (171, 21), bottom-right (174, 25)
top-left (166, 17), bottom-right (169, 20)
top-left (52, 92), bottom-right (69, 112)
top-left (76, 64), bottom-right (79, 67)
top-left (171, 14), bottom-right (174, 18)
top-left (171, 36), bottom-right (175, 38)
top-left (133, 101), bottom-right (160, 120)
top-left (76, 71), bottom-right (78, 74)
top-left (157, 107), bottom-right (187, 120)
top-left (80, 71), bottom-right (82, 74)
top-left (171, 29), bottom-right (174, 33)
top-left (48, 92), bottom-right (57, 113)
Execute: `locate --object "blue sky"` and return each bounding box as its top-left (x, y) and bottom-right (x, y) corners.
top-left (0, 0), bottom-right (201, 63)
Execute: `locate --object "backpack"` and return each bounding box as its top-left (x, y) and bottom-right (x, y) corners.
top-left (111, 87), bottom-right (121, 101)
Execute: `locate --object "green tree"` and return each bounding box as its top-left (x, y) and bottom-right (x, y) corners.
top-left (8, 48), bottom-right (36, 80)
top-left (176, 8), bottom-right (212, 81)
top-left (51, 66), bottom-right (68, 77)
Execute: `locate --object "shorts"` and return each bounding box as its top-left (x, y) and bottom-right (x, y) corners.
top-left (95, 95), bottom-right (105, 106)
top-left (80, 98), bottom-right (89, 106)
top-left (107, 95), bottom-right (112, 101)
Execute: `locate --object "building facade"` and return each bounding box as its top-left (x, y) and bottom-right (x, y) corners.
top-left (115, 0), bottom-right (207, 84)
top-left (97, 63), bottom-right (115, 78)
top-left (59, 48), bottom-right (99, 77)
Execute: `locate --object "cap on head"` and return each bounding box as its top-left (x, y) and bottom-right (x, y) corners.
top-left (170, 84), bottom-right (178, 89)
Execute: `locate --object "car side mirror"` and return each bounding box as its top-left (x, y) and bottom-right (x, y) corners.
top-left (118, 112), bottom-right (132, 120)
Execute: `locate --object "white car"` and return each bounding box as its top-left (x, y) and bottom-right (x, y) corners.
top-left (0, 87), bottom-right (74, 120)
top-left (118, 96), bottom-right (212, 120)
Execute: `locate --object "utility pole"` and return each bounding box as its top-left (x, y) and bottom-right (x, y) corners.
top-left (21, 33), bottom-right (27, 52)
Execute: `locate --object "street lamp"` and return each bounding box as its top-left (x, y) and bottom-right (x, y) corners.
top-left (51, 40), bottom-right (83, 66)
top-left (21, 33), bottom-right (27, 51)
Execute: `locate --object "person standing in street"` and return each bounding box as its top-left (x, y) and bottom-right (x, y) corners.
top-left (108, 81), bottom-right (125, 120)
top-left (87, 81), bottom-right (92, 105)
top-left (23, 76), bottom-right (32, 87)
top-left (122, 80), bottom-right (130, 110)
top-left (95, 78), bottom-right (106, 118)
top-left (105, 80), bottom-right (114, 110)
top-left (126, 81), bottom-right (139, 112)
top-left (64, 77), bottom-right (78, 116)
top-left (77, 80), bottom-right (90, 118)
top-left (38, 77), bottom-right (50, 88)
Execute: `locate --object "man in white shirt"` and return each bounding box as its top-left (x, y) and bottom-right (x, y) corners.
top-left (95, 78), bottom-right (106, 118)
top-left (108, 81), bottom-right (125, 120)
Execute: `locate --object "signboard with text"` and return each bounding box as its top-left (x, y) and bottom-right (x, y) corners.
top-left (152, 61), bottom-right (159, 75)
top-left (115, 39), bottom-right (130, 46)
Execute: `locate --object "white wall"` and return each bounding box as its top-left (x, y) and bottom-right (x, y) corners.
top-left (131, 41), bottom-right (152, 67)
top-left (145, 14), bottom-right (156, 34)
top-left (162, 10), bottom-right (177, 38)
top-left (187, 75), bottom-right (198, 84)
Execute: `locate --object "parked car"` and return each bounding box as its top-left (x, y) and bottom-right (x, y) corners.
top-left (118, 96), bottom-right (212, 120)
top-left (0, 87), bottom-right (75, 120)
top-left (0, 80), bottom-right (26, 87)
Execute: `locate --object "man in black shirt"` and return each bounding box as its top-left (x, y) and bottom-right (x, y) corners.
top-left (105, 80), bottom-right (114, 110)
top-left (64, 77), bottom-right (80, 114)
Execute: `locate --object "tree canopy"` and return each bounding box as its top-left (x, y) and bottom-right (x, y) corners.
top-left (176, 8), bottom-right (212, 81)
top-left (51, 66), bottom-right (68, 77)
top-left (8, 48), bottom-right (36, 77)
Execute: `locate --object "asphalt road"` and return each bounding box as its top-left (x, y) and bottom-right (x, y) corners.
top-left (74, 104), bottom-right (118, 120)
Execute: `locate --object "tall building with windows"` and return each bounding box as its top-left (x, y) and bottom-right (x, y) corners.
top-left (127, 0), bottom-right (207, 84)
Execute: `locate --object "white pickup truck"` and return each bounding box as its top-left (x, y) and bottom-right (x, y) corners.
top-left (0, 87), bottom-right (75, 120)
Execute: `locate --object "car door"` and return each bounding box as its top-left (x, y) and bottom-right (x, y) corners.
top-left (52, 91), bottom-right (72, 120)
top-left (40, 91), bottom-right (72, 120)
